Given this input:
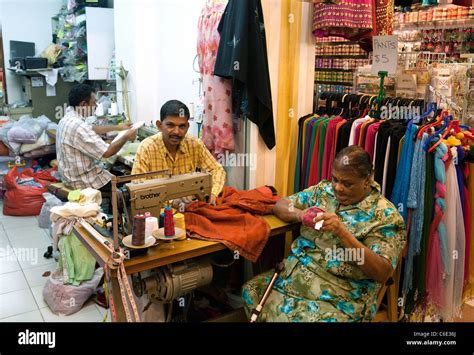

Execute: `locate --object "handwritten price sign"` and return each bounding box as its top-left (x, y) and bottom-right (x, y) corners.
top-left (371, 35), bottom-right (398, 75)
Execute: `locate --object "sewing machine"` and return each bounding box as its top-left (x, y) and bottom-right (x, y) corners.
top-left (114, 171), bottom-right (212, 236)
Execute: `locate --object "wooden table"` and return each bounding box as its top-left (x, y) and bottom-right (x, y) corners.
top-left (73, 214), bottom-right (300, 322)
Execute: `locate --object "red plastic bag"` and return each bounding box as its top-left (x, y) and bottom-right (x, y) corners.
top-left (34, 167), bottom-right (58, 186)
top-left (3, 166), bottom-right (47, 216)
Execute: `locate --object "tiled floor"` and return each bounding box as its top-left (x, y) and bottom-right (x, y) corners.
top-left (0, 200), bottom-right (109, 322)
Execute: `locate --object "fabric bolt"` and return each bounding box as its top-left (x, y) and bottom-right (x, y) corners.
top-left (56, 107), bottom-right (111, 190)
top-left (132, 133), bottom-right (226, 197)
top-left (375, 0), bottom-right (394, 35)
top-left (242, 180), bottom-right (406, 322)
top-left (312, 0), bottom-right (374, 40)
top-left (185, 186), bottom-right (279, 262)
top-left (214, 0), bottom-right (275, 149)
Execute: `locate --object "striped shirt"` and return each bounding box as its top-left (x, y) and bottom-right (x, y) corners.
top-left (56, 108), bottom-right (111, 189)
top-left (132, 133), bottom-right (226, 196)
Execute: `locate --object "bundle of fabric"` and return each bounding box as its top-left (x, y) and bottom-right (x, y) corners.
top-left (185, 186), bottom-right (280, 262)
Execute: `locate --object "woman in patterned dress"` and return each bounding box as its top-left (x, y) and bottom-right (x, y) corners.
top-left (242, 146), bottom-right (406, 322)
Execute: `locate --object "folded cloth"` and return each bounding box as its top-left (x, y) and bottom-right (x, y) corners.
top-left (185, 186), bottom-right (280, 262)
top-left (50, 202), bottom-right (100, 219)
top-left (79, 188), bottom-right (102, 205)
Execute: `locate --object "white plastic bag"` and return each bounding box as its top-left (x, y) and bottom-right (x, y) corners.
top-left (42, 268), bottom-right (104, 316)
top-left (7, 115), bottom-right (50, 144)
top-left (38, 192), bottom-right (64, 229)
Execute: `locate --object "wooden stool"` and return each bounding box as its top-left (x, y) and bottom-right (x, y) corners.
top-left (374, 255), bottom-right (403, 322)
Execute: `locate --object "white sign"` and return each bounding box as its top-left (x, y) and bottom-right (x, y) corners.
top-left (31, 77), bottom-right (44, 88)
top-left (371, 35), bottom-right (398, 75)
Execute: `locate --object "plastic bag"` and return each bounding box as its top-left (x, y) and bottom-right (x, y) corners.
top-left (20, 130), bottom-right (52, 154)
top-left (3, 166), bottom-right (48, 216)
top-left (39, 192), bottom-right (64, 229)
top-left (40, 44), bottom-right (62, 66)
top-left (0, 121), bottom-right (21, 154)
top-left (42, 268), bottom-right (104, 316)
top-left (7, 115), bottom-right (51, 144)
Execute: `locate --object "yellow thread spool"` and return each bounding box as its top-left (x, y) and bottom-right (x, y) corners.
top-left (173, 213), bottom-right (186, 240)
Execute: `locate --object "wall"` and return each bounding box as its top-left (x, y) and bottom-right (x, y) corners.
top-left (114, 0), bottom-right (203, 136)
top-left (247, 0), bottom-right (280, 189)
top-left (0, 0), bottom-right (63, 104)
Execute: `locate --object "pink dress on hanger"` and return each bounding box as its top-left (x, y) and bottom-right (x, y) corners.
top-left (197, 0), bottom-right (234, 156)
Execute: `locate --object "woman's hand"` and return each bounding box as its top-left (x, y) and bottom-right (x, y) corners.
top-left (314, 212), bottom-right (348, 238)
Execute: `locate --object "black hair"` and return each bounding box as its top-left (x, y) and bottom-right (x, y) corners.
top-left (333, 145), bottom-right (373, 178)
top-left (160, 100), bottom-right (190, 121)
top-left (68, 84), bottom-right (95, 107)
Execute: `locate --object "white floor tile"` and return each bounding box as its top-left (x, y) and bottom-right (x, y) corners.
top-left (5, 225), bottom-right (50, 244)
top-left (23, 262), bottom-right (57, 288)
top-left (0, 289), bottom-right (38, 319)
top-left (9, 234), bottom-right (52, 270)
top-left (0, 270), bottom-right (29, 295)
top-left (40, 302), bottom-right (103, 322)
top-left (0, 216), bottom-right (39, 230)
top-left (1, 309), bottom-right (44, 322)
top-left (0, 246), bottom-right (21, 275)
top-left (31, 285), bottom-right (48, 309)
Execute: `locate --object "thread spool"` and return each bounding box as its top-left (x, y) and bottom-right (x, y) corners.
top-left (173, 213), bottom-right (185, 230)
top-left (132, 215), bottom-right (146, 246)
top-left (164, 207), bottom-right (175, 237)
top-left (173, 213), bottom-right (186, 240)
top-left (145, 217), bottom-right (159, 238)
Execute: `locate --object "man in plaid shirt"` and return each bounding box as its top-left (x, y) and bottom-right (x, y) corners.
top-left (56, 84), bottom-right (137, 192)
top-left (132, 100), bottom-right (226, 206)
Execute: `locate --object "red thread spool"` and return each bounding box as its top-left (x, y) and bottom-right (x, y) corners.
top-left (164, 207), bottom-right (175, 237)
top-left (132, 215), bottom-right (146, 245)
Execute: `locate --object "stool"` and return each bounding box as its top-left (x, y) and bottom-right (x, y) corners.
top-left (374, 255), bottom-right (403, 322)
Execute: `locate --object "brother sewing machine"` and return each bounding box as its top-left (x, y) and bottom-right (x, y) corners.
top-left (112, 170), bottom-right (212, 237)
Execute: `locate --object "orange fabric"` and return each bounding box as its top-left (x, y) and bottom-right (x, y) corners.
top-left (184, 186), bottom-right (280, 262)
top-left (358, 119), bottom-right (374, 147)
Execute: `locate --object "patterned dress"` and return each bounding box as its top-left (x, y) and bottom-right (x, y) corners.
top-left (242, 180), bottom-right (406, 322)
top-left (197, 0), bottom-right (234, 156)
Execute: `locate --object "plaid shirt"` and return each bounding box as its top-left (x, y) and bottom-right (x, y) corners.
top-left (132, 133), bottom-right (226, 196)
top-left (56, 108), bottom-right (111, 189)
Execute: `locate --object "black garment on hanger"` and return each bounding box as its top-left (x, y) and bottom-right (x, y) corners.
top-left (214, 0), bottom-right (275, 149)
top-left (373, 120), bottom-right (406, 197)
